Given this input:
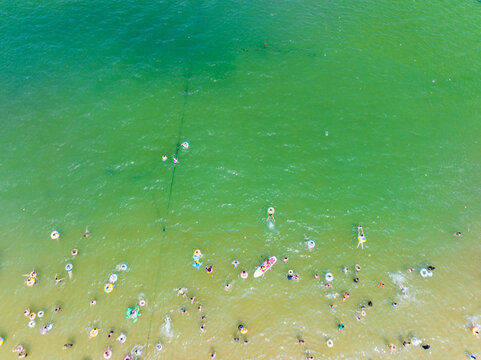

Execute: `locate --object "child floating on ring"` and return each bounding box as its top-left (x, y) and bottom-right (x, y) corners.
top-left (357, 226), bottom-right (366, 249)
top-left (267, 207), bottom-right (275, 222)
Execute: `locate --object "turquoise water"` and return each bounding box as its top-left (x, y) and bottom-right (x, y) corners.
top-left (1, 0), bottom-right (481, 359)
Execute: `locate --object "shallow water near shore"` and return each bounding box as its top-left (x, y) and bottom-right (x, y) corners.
top-left (1, 0), bottom-right (481, 359)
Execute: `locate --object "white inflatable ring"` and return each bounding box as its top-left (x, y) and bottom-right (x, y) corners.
top-left (51, 231), bottom-right (60, 240)
top-left (420, 268), bottom-right (429, 278)
top-left (109, 274), bottom-right (118, 283)
top-left (37, 311), bottom-right (45, 318)
top-left (119, 263), bottom-right (127, 271)
top-left (28, 320), bottom-right (36, 328)
top-left (327, 339), bottom-right (334, 347)
top-left (325, 272), bottom-right (334, 282)
top-left (139, 299), bottom-right (146, 307)
top-left (65, 263), bottom-right (73, 271)
top-left (361, 310), bottom-right (366, 317)
top-left (307, 240), bottom-right (315, 249)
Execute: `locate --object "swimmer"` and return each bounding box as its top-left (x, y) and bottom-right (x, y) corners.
top-left (18, 352), bottom-right (28, 358)
top-left (343, 266), bottom-right (349, 274)
top-left (329, 304), bottom-right (336, 309)
top-left (342, 292), bottom-right (350, 302)
top-left (454, 231), bottom-right (462, 237)
top-left (353, 277), bottom-right (360, 283)
top-left (177, 288), bottom-right (186, 297)
top-left (240, 270), bottom-right (248, 279)
top-left (357, 225), bottom-right (366, 248)
top-left (210, 352), bottom-right (216, 359)
top-left (173, 156), bottom-right (179, 164)
top-left (161, 155), bottom-right (168, 161)
top-left (338, 323), bottom-right (345, 330)
top-left (13, 345), bottom-right (24, 352)
top-left (293, 274), bottom-right (299, 280)
top-left (233, 337), bottom-right (239, 342)
top-left (407, 268), bottom-right (414, 273)
top-left (55, 274), bottom-right (65, 284)
top-left (201, 315), bottom-right (207, 321)
top-left (314, 273), bottom-right (319, 279)
top-left (323, 283), bottom-right (333, 288)
top-left (83, 227), bottom-right (90, 237)
top-left (267, 207), bottom-right (275, 222)
top-left (23, 271), bottom-right (37, 278)
top-left (472, 325), bottom-right (480, 336)
top-left (190, 296), bottom-right (196, 304)
top-left (368, 300), bottom-right (373, 308)
top-left (71, 248), bottom-right (79, 256)
top-left (224, 283), bottom-right (232, 291)
top-left (180, 307), bottom-right (189, 315)
top-left (326, 293), bottom-right (339, 299)
top-left (90, 300), bottom-right (96, 306)
top-left (200, 324), bottom-right (205, 332)
top-left (389, 343), bottom-right (397, 351)
top-left (63, 344), bottom-right (73, 349)
top-left (282, 256), bottom-right (288, 262)
top-left (427, 266), bottom-right (436, 271)
top-left (54, 307), bottom-right (61, 312)
top-left (24, 309), bottom-right (30, 317)
top-left (392, 302), bottom-right (398, 308)
top-left (400, 285), bottom-right (407, 296)
top-left (243, 339), bottom-right (248, 344)
top-left (155, 343), bottom-right (163, 351)
top-left (422, 344), bottom-right (431, 350)
top-left (205, 265), bottom-right (213, 274)
top-left (403, 341), bottom-right (411, 347)
top-left (379, 282), bottom-right (384, 288)
top-left (117, 334), bottom-right (127, 343)
top-left (108, 330), bottom-right (114, 338)
top-left (198, 305), bottom-right (203, 312)
top-left (181, 141), bottom-right (189, 149)
top-left (298, 339), bottom-right (305, 344)
top-left (355, 264), bottom-right (361, 272)
top-left (232, 260), bottom-right (239, 267)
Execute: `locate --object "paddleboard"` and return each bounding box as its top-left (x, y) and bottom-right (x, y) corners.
top-left (253, 256), bottom-right (277, 278)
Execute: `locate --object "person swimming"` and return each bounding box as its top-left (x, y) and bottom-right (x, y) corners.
top-left (357, 226), bottom-right (366, 249)
top-left (83, 227), bottom-right (90, 238)
top-left (267, 207), bottom-right (275, 222)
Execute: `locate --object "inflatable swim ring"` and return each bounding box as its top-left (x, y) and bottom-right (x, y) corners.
top-left (288, 270), bottom-right (294, 276)
top-left (51, 231), bottom-right (60, 240)
top-left (123, 356), bottom-right (132, 360)
top-left (0, 336), bottom-right (3, 346)
top-left (420, 268), bottom-right (429, 278)
top-left (89, 328), bottom-right (99, 338)
top-left (109, 273), bottom-right (118, 283)
top-left (139, 299), bottom-right (146, 307)
top-left (240, 327), bottom-right (248, 335)
top-left (65, 263), bottom-right (73, 272)
top-left (267, 207), bottom-right (275, 215)
top-left (26, 277), bottom-right (36, 287)
top-left (306, 240), bottom-right (315, 249)
top-left (134, 348), bottom-right (142, 356)
top-left (181, 141), bottom-right (189, 149)
top-left (126, 305), bottom-right (141, 323)
top-left (37, 311), bottom-right (44, 318)
top-left (104, 348), bottom-right (112, 359)
top-left (361, 310), bottom-right (366, 317)
top-left (28, 320), bottom-right (36, 328)
top-left (240, 271), bottom-right (248, 279)
top-left (162, 155), bottom-right (168, 161)
top-left (29, 312), bottom-right (36, 320)
top-left (193, 249), bottom-right (202, 258)
top-left (410, 337), bottom-right (422, 346)
top-left (155, 343), bottom-right (163, 351)
top-left (355, 264), bottom-right (361, 272)
top-left (325, 272), bottom-right (334, 282)
top-left (472, 325), bottom-right (479, 335)
top-left (327, 339), bottom-right (334, 348)
top-left (104, 283), bottom-right (114, 293)
top-left (117, 263), bottom-right (128, 271)
top-left (427, 270), bottom-right (433, 277)
top-left (117, 334), bottom-right (127, 343)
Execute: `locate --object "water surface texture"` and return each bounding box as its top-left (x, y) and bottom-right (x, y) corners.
top-left (1, 0), bottom-right (481, 359)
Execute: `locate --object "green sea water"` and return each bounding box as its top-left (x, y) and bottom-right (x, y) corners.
top-left (1, 0), bottom-right (481, 359)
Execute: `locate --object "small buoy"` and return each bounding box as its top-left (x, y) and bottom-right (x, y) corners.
top-left (51, 231), bottom-right (60, 240)
top-left (37, 311), bottom-right (45, 318)
top-left (109, 273), bottom-right (118, 283)
top-left (327, 339), bottom-right (334, 347)
top-left (29, 312), bottom-right (36, 320)
top-left (181, 141), bottom-right (189, 149)
top-left (28, 320), bottom-right (36, 328)
top-left (325, 272), bottom-right (334, 282)
top-left (117, 334), bottom-right (127, 343)
top-left (155, 343), bottom-right (163, 351)
top-left (65, 263), bottom-right (73, 272)
top-left (139, 299), bottom-right (146, 307)
top-left (104, 283), bottom-right (114, 293)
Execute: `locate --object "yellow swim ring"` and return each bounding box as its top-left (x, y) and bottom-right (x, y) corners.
top-left (240, 327), bottom-right (248, 334)
top-left (104, 283), bottom-right (114, 293)
top-left (89, 328), bottom-right (99, 338)
top-left (26, 277), bottom-right (36, 287)
top-left (194, 249), bottom-right (202, 257)
top-left (0, 336), bottom-right (4, 346)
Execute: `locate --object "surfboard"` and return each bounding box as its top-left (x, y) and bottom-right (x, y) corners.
top-left (253, 256), bottom-right (277, 278)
